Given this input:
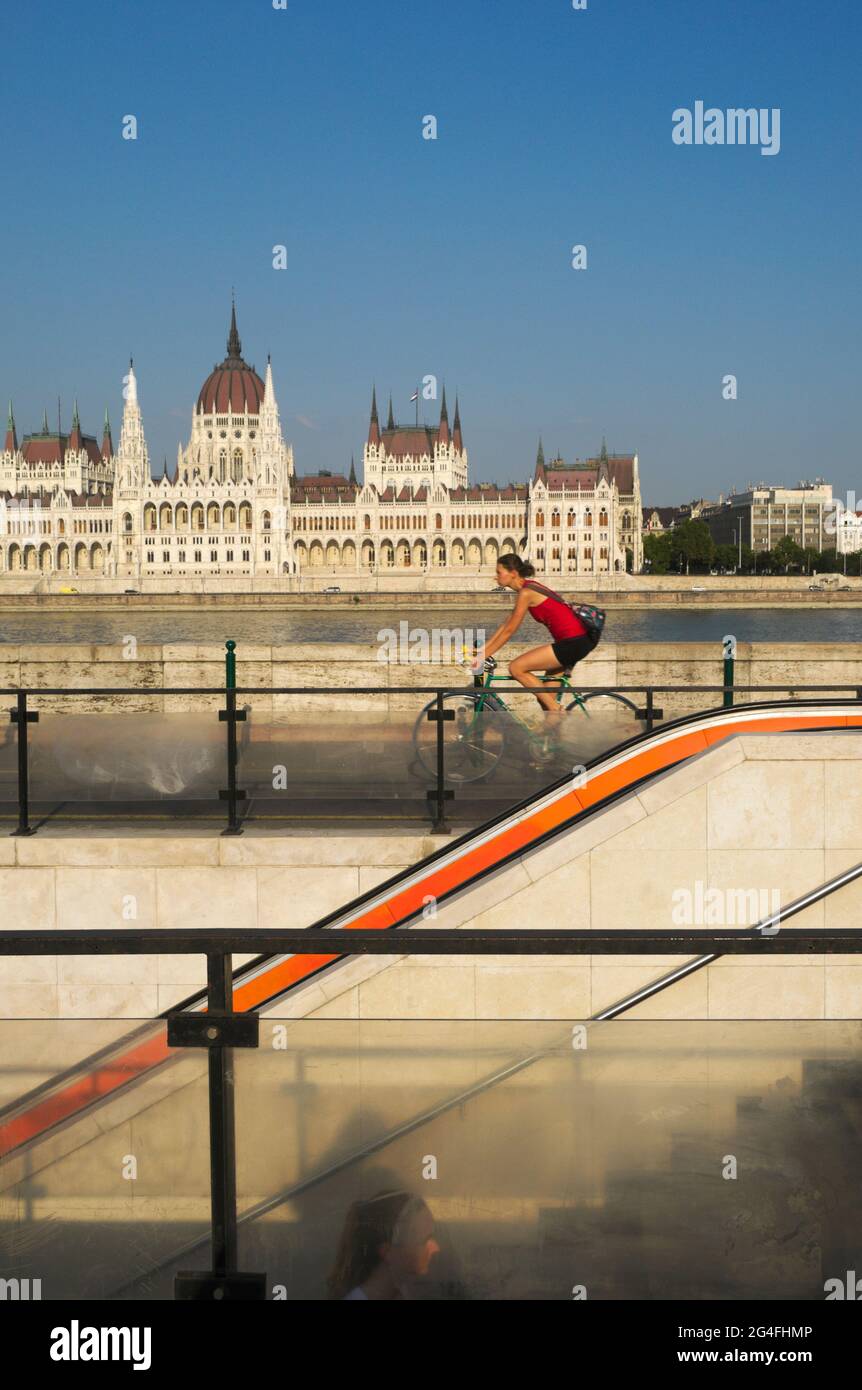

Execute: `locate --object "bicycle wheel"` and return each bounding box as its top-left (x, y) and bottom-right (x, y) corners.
top-left (565, 691), bottom-right (640, 717)
top-left (412, 693), bottom-right (507, 784)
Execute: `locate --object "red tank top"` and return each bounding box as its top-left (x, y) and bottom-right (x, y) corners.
top-left (524, 581), bottom-right (586, 641)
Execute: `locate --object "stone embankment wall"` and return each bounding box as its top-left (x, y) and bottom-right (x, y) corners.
top-left (0, 641), bottom-right (859, 717)
top-left (1, 573), bottom-right (861, 604)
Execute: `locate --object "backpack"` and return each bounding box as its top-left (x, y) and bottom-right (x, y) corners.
top-left (524, 581), bottom-right (606, 644)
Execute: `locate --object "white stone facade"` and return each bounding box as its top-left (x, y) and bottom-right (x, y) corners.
top-left (0, 311), bottom-right (643, 583)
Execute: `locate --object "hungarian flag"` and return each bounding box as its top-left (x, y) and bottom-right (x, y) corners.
top-left (410, 390), bottom-right (419, 402)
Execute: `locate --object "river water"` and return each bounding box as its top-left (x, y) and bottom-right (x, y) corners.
top-left (0, 606), bottom-right (861, 645)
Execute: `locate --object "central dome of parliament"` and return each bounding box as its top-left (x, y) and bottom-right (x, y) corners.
top-left (197, 303), bottom-right (265, 416)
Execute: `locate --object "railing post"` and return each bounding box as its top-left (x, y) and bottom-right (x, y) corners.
top-left (634, 686), bottom-right (663, 731)
top-left (10, 691), bottom-right (39, 837)
top-left (646, 687), bottom-right (655, 732)
top-left (722, 634), bottom-right (736, 709)
top-left (171, 950), bottom-right (265, 1300)
top-left (426, 691), bottom-right (454, 834)
top-left (218, 640), bottom-right (247, 836)
top-left (206, 951), bottom-right (238, 1278)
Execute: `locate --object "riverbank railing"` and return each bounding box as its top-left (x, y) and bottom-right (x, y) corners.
top-left (3, 641), bottom-right (862, 835)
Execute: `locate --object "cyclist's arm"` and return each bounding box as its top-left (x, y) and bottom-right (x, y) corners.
top-left (481, 589), bottom-right (532, 660)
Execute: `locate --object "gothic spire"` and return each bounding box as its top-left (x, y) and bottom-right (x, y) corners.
top-left (597, 436), bottom-right (610, 483)
top-left (349, 455), bottom-right (357, 485)
top-left (387, 393), bottom-right (394, 430)
top-left (4, 401), bottom-right (17, 453)
top-left (536, 436), bottom-right (545, 469)
top-left (226, 294), bottom-right (242, 360)
top-left (102, 406), bottom-right (113, 460)
top-left (453, 394), bottom-right (463, 451)
top-left (438, 385), bottom-right (450, 445)
top-left (368, 385), bottom-right (380, 446)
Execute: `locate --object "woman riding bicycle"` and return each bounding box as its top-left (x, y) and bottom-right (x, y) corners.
top-left (472, 554), bottom-right (599, 723)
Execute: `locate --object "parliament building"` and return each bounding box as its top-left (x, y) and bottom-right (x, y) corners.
top-left (0, 305), bottom-right (643, 583)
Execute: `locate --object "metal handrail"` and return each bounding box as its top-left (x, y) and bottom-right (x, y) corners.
top-left (2, 926), bottom-right (862, 955)
top-left (3, 682), bottom-right (862, 695)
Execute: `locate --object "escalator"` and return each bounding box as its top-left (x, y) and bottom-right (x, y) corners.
top-left (2, 699), bottom-right (862, 1298)
top-left (2, 697), bottom-right (860, 1163)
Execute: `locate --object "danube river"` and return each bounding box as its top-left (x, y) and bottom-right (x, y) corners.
top-left (1, 606), bottom-right (861, 645)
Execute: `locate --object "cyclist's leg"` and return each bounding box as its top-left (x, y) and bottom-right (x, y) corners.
top-left (508, 644), bottom-right (563, 714)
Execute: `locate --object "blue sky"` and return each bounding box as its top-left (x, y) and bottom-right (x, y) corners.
top-left (1, 0), bottom-right (859, 502)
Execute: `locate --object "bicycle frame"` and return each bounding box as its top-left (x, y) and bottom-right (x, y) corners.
top-left (471, 668), bottom-right (588, 738)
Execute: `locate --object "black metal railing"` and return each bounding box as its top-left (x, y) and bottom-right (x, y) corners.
top-left (3, 638), bottom-right (862, 835)
top-left (1, 922), bottom-right (861, 1300)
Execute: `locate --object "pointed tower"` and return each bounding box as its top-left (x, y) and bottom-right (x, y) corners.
top-left (452, 395), bottom-right (463, 452)
top-left (387, 394), bottom-right (395, 430)
top-left (597, 437), bottom-right (610, 484)
top-left (5, 401), bottom-right (17, 453)
top-left (438, 386), bottom-right (450, 446)
top-left (115, 360), bottom-right (150, 490)
top-left (102, 407), bottom-right (113, 460)
top-left (536, 437), bottom-right (545, 470)
top-left (69, 399), bottom-right (82, 452)
top-left (256, 353), bottom-right (293, 573)
top-left (257, 354), bottom-right (284, 483)
top-left (41, 408), bottom-right (50, 435)
top-left (227, 295), bottom-right (242, 361)
top-left (368, 386), bottom-right (381, 446)
top-left (349, 455), bottom-right (357, 486)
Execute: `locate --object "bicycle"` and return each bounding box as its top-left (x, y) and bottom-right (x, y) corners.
top-left (412, 653), bottom-right (638, 785)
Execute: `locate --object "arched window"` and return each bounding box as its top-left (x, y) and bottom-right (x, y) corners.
top-left (599, 508), bottom-right (608, 527)
top-left (123, 512), bottom-right (133, 534)
top-left (584, 510), bottom-right (593, 527)
top-left (536, 511), bottom-right (545, 528)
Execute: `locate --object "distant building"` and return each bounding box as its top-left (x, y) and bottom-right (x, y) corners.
top-left (702, 481), bottom-right (835, 554)
top-left (835, 509), bottom-right (862, 555)
top-left (641, 499), bottom-right (717, 537)
top-left (529, 441), bottom-right (643, 575)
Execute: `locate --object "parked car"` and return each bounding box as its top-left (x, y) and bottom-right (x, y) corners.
top-left (690, 585), bottom-right (707, 592)
top-left (123, 588), bottom-right (139, 595)
top-left (809, 583), bottom-right (824, 591)
top-left (322, 585), bottom-right (341, 594)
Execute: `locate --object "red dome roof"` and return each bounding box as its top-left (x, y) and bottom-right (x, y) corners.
top-left (197, 301), bottom-right (265, 415)
top-left (198, 363), bottom-right (265, 415)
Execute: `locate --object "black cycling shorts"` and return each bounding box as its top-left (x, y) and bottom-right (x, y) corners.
top-left (551, 632), bottom-right (597, 668)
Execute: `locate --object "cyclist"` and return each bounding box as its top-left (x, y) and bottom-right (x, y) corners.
top-left (472, 554), bottom-right (599, 722)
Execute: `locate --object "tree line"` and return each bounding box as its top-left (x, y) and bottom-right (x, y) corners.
top-left (643, 519), bottom-right (858, 575)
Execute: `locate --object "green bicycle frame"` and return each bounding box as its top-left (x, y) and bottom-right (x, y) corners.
top-left (470, 668), bottom-right (588, 738)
